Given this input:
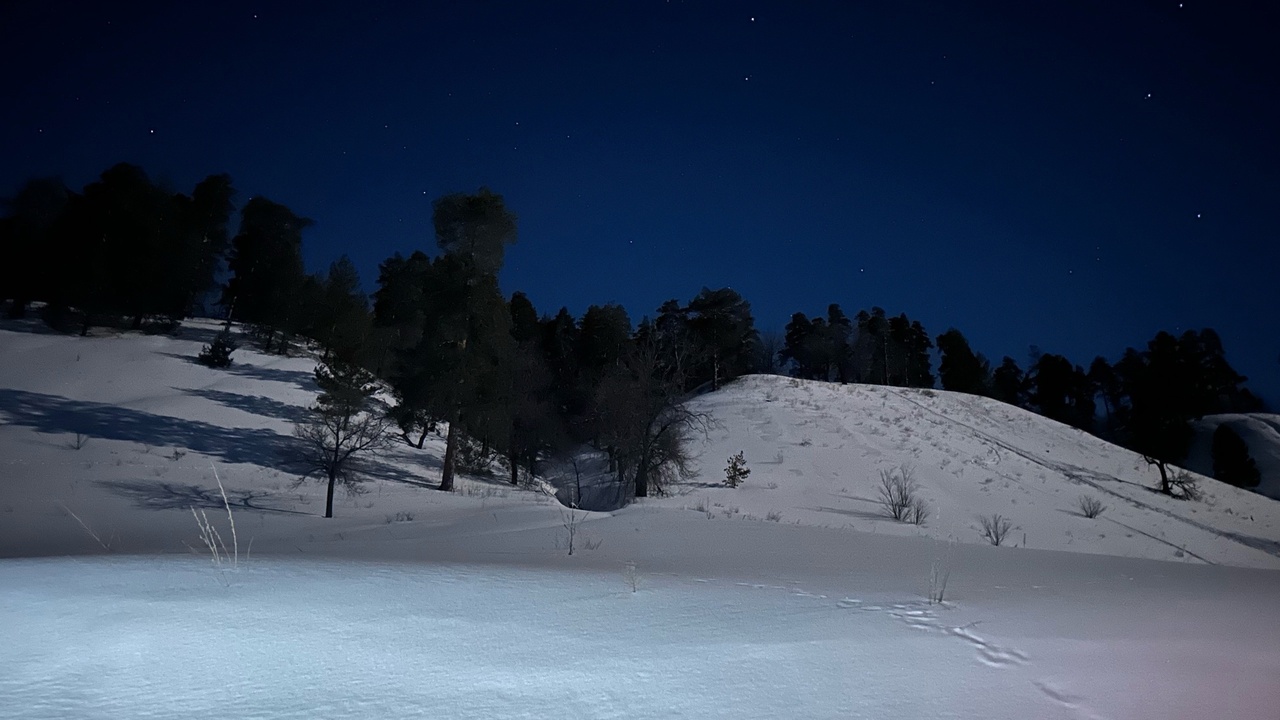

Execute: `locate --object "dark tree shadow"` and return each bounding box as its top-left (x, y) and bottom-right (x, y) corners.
top-left (96, 479), bottom-right (308, 515)
top-left (181, 387), bottom-right (309, 424)
top-left (171, 323), bottom-right (233, 348)
top-left (0, 388), bottom-right (294, 467)
top-left (159, 351), bottom-right (317, 390)
top-left (802, 505), bottom-right (887, 521)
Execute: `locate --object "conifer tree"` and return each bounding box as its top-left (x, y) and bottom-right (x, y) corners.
top-left (221, 197), bottom-right (310, 353)
top-left (935, 328), bottom-right (991, 395)
top-left (295, 360), bottom-right (392, 518)
top-left (1211, 424), bottom-right (1261, 488)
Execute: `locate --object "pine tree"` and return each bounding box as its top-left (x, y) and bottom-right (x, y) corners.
top-left (936, 329), bottom-right (991, 395)
top-left (221, 197), bottom-right (310, 353)
top-left (295, 360), bottom-right (392, 518)
top-left (724, 451), bottom-right (750, 488)
top-left (992, 356), bottom-right (1028, 407)
top-left (1211, 424), bottom-right (1261, 488)
top-left (686, 287), bottom-right (759, 391)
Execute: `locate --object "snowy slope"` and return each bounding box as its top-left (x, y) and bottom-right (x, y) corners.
top-left (3, 320), bottom-right (1280, 719)
top-left (1186, 413), bottom-right (1280, 500)
top-left (649, 375), bottom-right (1280, 568)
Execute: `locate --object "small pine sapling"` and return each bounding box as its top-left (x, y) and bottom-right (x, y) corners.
top-left (198, 330), bottom-right (239, 368)
top-left (724, 451), bottom-right (751, 488)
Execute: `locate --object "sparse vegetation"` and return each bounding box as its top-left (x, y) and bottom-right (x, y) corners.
top-left (189, 464), bottom-right (240, 568)
top-left (979, 514), bottom-right (1013, 546)
top-left (68, 432), bottom-right (89, 450)
top-left (1077, 495), bottom-right (1106, 519)
top-left (561, 505), bottom-right (583, 555)
top-left (765, 510), bottom-right (783, 522)
top-left (928, 543), bottom-right (953, 605)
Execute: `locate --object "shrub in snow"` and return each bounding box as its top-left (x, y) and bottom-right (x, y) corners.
top-left (1077, 495), bottom-right (1106, 519)
top-left (724, 451), bottom-right (750, 488)
top-left (907, 497), bottom-right (930, 526)
top-left (877, 466), bottom-right (923, 523)
top-left (979, 513), bottom-right (1013, 546)
top-left (1168, 470), bottom-right (1201, 502)
top-left (197, 330), bottom-right (238, 368)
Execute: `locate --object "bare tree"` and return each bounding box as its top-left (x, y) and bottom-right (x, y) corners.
top-left (593, 337), bottom-right (711, 499)
top-left (978, 514), bottom-right (1013, 546)
top-left (294, 361), bottom-right (394, 518)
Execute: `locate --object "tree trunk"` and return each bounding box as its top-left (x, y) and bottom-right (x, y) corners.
top-left (7, 299), bottom-right (28, 319)
top-left (634, 455), bottom-right (650, 498)
top-left (1146, 456), bottom-right (1171, 495)
top-left (440, 413), bottom-right (459, 491)
top-left (416, 427), bottom-right (428, 449)
top-left (324, 470), bottom-right (337, 518)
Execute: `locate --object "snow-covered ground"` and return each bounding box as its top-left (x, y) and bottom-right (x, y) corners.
top-left (2, 319), bottom-right (1279, 719)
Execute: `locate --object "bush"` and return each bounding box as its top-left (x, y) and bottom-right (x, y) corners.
top-left (979, 513), bottom-right (1013, 546)
top-left (1077, 495), bottom-right (1106, 519)
top-left (724, 451), bottom-right (751, 488)
top-left (878, 466), bottom-right (922, 522)
top-left (198, 330), bottom-right (238, 368)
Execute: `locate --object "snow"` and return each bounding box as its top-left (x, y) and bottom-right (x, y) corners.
top-left (2, 319), bottom-right (1280, 719)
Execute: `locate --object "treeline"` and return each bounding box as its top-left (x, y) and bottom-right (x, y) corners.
top-left (0, 163), bottom-right (1267, 498)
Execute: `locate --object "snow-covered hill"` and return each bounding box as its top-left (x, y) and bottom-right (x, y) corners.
top-left (658, 375), bottom-right (1280, 568)
top-left (3, 319), bottom-right (1280, 719)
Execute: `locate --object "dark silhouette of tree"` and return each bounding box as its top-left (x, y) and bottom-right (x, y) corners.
top-left (540, 306), bottom-right (583, 421)
top-left (824, 304), bottom-right (855, 383)
top-left (577, 303), bottom-right (632, 382)
top-left (0, 177), bottom-right (70, 318)
top-left (780, 312), bottom-right (816, 378)
top-left (991, 356), bottom-right (1029, 407)
top-left (936, 328), bottom-right (991, 395)
top-left (1101, 330), bottom-right (1263, 497)
top-left (1211, 424), bottom-right (1261, 488)
top-left (309, 255), bottom-right (370, 364)
top-left (221, 196), bottom-right (310, 353)
top-left (853, 308), bottom-right (891, 384)
top-left (685, 287), bottom-right (758, 391)
top-left (1027, 353), bottom-right (1095, 431)
top-left (371, 250), bottom-right (432, 377)
top-left (504, 292), bottom-right (564, 485)
top-left (400, 188), bottom-right (519, 492)
top-left (887, 313), bottom-right (934, 388)
top-left (754, 329), bottom-right (784, 374)
top-left (1087, 356), bottom-right (1124, 438)
top-left (592, 336), bottom-right (708, 499)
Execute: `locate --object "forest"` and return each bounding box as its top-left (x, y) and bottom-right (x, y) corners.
top-left (0, 163), bottom-right (1268, 505)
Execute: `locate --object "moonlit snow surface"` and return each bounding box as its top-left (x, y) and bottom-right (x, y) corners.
top-left (3, 556), bottom-right (1279, 720)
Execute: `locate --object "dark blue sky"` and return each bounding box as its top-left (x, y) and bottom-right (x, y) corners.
top-left (3, 1), bottom-right (1278, 404)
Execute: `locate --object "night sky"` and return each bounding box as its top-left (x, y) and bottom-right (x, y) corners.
top-left (3, 1), bottom-right (1277, 405)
